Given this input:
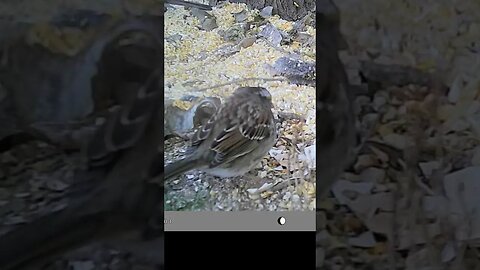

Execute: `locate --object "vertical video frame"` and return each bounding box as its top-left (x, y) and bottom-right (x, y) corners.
top-left (164, 0), bottom-right (316, 231)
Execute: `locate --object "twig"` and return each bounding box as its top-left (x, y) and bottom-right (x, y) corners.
top-left (271, 179), bottom-right (294, 192)
top-left (191, 77), bottom-right (288, 92)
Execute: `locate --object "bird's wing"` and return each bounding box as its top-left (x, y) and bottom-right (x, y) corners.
top-left (209, 102), bottom-right (273, 166)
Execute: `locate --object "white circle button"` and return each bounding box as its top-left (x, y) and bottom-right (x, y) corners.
top-left (278, 216), bottom-right (286, 225)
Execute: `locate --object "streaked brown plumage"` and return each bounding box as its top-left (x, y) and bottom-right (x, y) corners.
top-left (165, 87), bottom-right (277, 180)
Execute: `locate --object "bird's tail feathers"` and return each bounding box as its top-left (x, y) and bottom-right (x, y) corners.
top-left (164, 158), bottom-right (203, 180)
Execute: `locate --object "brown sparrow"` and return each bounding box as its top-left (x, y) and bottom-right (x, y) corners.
top-left (0, 33), bottom-right (164, 269)
top-left (165, 87), bottom-right (276, 180)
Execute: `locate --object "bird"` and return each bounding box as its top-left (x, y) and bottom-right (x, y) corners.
top-left (165, 86), bottom-right (277, 180)
top-left (0, 28), bottom-right (164, 270)
top-left (316, 0), bottom-right (357, 198)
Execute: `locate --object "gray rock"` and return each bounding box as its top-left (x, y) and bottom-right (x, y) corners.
top-left (259, 23), bottom-right (282, 46)
top-left (260, 6), bottom-right (273, 18)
